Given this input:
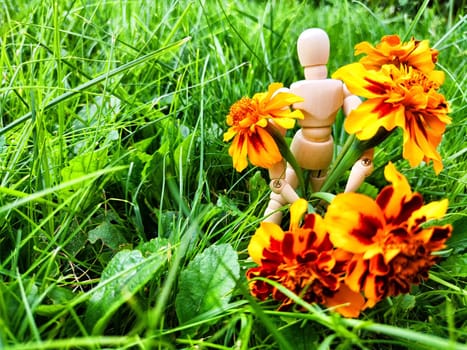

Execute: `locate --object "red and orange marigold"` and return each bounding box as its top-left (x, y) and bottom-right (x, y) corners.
top-left (332, 62), bottom-right (450, 174)
top-left (354, 34), bottom-right (439, 73)
top-left (224, 83), bottom-right (304, 172)
top-left (332, 35), bottom-right (450, 174)
top-left (247, 199), bottom-right (365, 317)
top-left (324, 162), bottom-right (452, 307)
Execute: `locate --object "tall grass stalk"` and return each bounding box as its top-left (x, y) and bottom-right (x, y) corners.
top-left (0, 1), bottom-right (465, 349)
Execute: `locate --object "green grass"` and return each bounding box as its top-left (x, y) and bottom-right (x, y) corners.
top-left (0, 0), bottom-right (466, 349)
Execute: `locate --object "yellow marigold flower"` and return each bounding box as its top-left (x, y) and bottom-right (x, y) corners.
top-left (324, 162), bottom-right (452, 307)
top-left (332, 63), bottom-right (450, 174)
top-left (247, 199), bottom-right (365, 318)
top-left (224, 83), bottom-right (304, 172)
top-left (355, 34), bottom-right (439, 73)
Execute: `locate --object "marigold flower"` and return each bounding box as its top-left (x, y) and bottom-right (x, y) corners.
top-left (355, 34), bottom-right (439, 73)
top-left (324, 162), bottom-right (452, 307)
top-left (247, 199), bottom-right (365, 318)
top-left (224, 83), bottom-right (304, 172)
top-left (332, 63), bottom-right (450, 174)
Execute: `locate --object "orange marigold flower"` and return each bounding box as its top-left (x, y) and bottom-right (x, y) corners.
top-left (224, 83), bottom-right (304, 172)
top-left (247, 199), bottom-right (365, 318)
top-left (355, 34), bottom-right (439, 73)
top-left (324, 162), bottom-right (452, 307)
top-left (332, 63), bottom-right (450, 174)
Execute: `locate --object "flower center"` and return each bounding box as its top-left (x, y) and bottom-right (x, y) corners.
top-left (228, 97), bottom-right (256, 126)
top-left (402, 68), bottom-right (439, 91)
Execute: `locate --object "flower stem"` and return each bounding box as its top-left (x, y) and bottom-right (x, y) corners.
top-left (321, 128), bottom-right (392, 193)
top-left (321, 135), bottom-right (363, 193)
top-left (267, 124), bottom-right (306, 198)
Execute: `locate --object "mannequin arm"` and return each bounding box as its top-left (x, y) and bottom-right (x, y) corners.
top-left (344, 148), bottom-right (374, 192)
top-left (342, 84), bottom-right (361, 116)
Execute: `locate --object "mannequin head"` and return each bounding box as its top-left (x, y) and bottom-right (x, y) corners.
top-left (297, 28), bottom-right (330, 79)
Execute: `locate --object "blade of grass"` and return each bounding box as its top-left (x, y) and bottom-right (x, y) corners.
top-left (0, 37), bottom-right (190, 137)
top-left (259, 277), bottom-right (467, 349)
top-left (402, 0), bottom-right (430, 41)
top-left (0, 166), bottom-right (127, 214)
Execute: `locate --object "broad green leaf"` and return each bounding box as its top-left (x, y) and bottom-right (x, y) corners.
top-left (61, 148), bottom-right (108, 182)
top-left (216, 194), bottom-right (244, 217)
top-left (248, 170), bottom-right (268, 203)
top-left (73, 95), bottom-right (121, 131)
top-left (85, 243), bottom-right (168, 334)
top-left (356, 181), bottom-right (379, 198)
top-left (448, 215), bottom-right (467, 253)
top-left (155, 210), bottom-right (179, 240)
top-left (281, 321), bottom-right (321, 350)
top-left (175, 243), bottom-right (240, 324)
top-left (88, 219), bottom-right (127, 250)
top-left (132, 135), bottom-right (157, 153)
top-left (36, 285), bottom-right (76, 316)
top-left (393, 293), bottom-right (416, 312)
top-left (174, 131), bottom-right (197, 179)
top-left (441, 253), bottom-right (467, 277)
top-left (64, 227), bottom-right (88, 257)
top-left (141, 150), bottom-right (171, 203)
top-left (60, 148), bottom-right (108, 196)
top-left (139, 237), bottom-right (170, 257)
top-left (140, 119), bottom-right (177, 203)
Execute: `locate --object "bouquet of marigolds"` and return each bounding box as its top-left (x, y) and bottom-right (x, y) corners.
top-left (224, 32), bottom-right (452, 317)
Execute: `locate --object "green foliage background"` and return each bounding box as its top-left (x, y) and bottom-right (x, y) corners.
top-left (0, 0), bottom-right (466, 349)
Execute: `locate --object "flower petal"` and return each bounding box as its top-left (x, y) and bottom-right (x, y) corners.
top-left (376, 162), bottom-right (413, 222)
top-left (289, 198), bottom-right (308, 231)
top-left (407, 39), bottom-right (437, 73)
top-left (223, 127), bottom-right (237, 142)
top-left (326, 193), bottom-right (384, 253)
top-left (409, 199), bottom-right (449, 230)
top-left (228, 134), bottom-right (249, 172)
top-left (332, 63), bottom-right (392, 99)
top-left (247, 127), bottom-right (282, 169)
top-left (248, 222), bottom-right (285, 264)
top-left (344, 98), bottom-right (401, 139)
top-left (324, 283), bottom-right (366, 318)
top-left (345, 257), bottom-right (367, 292)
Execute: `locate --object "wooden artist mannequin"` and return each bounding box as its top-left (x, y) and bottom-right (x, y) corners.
top-left (264, 28), bottom-right (374, 224)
